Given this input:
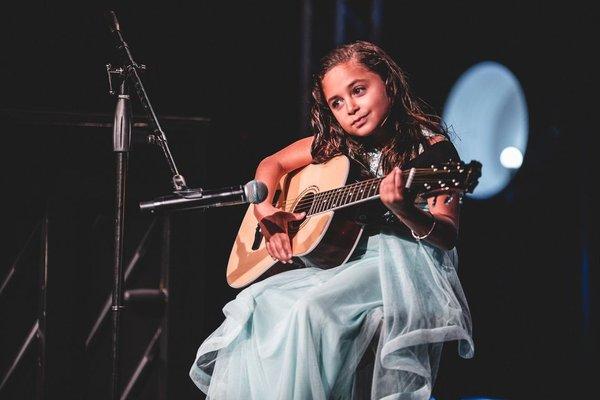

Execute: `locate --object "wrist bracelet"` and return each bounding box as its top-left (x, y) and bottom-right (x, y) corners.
top-left (411, 213), bottom-right (436, 241)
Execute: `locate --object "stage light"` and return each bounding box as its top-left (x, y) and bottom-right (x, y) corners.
top-left (443, 61), bottom-right (528, 199)
top-left (500, 146), bottom-right (523, 169)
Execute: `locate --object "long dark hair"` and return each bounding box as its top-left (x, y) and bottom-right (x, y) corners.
top-left (310, 41), bottom-right (448, 174)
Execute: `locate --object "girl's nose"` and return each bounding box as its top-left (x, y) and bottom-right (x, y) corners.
top-left (346, 99), bottom-right (359, 115)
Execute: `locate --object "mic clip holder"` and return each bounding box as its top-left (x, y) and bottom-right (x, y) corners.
top-left (106, 63), bottom-right (146, 96)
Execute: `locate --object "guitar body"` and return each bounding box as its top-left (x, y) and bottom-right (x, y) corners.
top-left (226, 156), bottom-right (364, 288)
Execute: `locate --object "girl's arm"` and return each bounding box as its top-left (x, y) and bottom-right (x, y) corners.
top-left (380, 136), bottom-right (460, 251)
top-left (380, 167), bottom-right (459, 250)
top-left (253, 136), bottom-right (314, 263)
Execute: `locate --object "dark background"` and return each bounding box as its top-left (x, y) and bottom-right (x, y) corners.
top-left (1, 1), bottom-right (596, 399)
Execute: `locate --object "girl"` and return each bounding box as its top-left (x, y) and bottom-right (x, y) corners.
top-left (190, 41), bottom-right (474, 399)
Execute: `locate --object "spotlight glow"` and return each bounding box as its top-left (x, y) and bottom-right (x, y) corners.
top-left (443, 62), bottom-right (528, 199)
top-left (500, 146), bottom-right (523, 169)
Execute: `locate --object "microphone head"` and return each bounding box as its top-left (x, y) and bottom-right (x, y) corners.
top-left (244, 180), bottom-right (268, 204)
top-left (104, 10), bottom-right (120, 33)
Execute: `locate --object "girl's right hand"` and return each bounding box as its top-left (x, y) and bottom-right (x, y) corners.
top-left (254, 203), bottom-right (305, 264)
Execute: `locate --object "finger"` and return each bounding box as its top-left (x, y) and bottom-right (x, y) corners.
top-left (267, 237), bottom-right (280, 260)
top-left (379, 181), bottom-right (390, 202)
top-left (393, 167), bottom-right (401, 189)
top-left (265, 241), bottom-right (277, 260)
top-left (272, 236), bottom-right (291, 263)
top-left (393, 168), bottom-right (406, 200)
top-left (290, 212), bottom-right (306, 221)
top-left (395, 167), bottom-right (404, 188)
top-left (273, 233), bottom-right (292, 263)
top-left (379, 174), bottom-right (391, 195)
top-left (280, 237), bottom-right (293, 263)
top-left (270, 237), bottom-right (285, 261)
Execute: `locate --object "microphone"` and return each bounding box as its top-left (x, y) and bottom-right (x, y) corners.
top-left (139, 180), bottom-right (268, 213)
top-left (104, 10), bottom-right (120, 33)
top-left (103, 10), bottom-right (134, 61)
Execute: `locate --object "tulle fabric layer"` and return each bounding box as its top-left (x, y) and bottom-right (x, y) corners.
top-left (190, 230), bottom-right (473, 399)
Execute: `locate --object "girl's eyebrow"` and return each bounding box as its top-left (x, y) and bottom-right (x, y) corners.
top-left (326, 79), bottom-right (368, 103)
top-left (346, 78), bottom-right (367, 88)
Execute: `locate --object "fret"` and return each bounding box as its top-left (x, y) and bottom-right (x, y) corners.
top-left (359, 182), bottom-right (368, 200)
top-left (366, 180), bottom-right (376, 198)
top-left (307, 193), bottom-right (318, 215)
top-left (313, 192), bottom-right (322, 214)
top-left (327, 188), bottom-right (337, 210)
top-left (371, 179), bottom-right (382, 200)
top-left (353, 181), bottom-right (364, 200)
top-left (345, 183), bottom-right (357, 205)
top-left (324, 188), bottom-right (335, 211)
top-left (320, 191), bottom-right (330, 213)
top-left (322, 191), bottom-right (332, 212)
top-left (347, 184), bottom-right (357, 204)
top-left (360, 181), bottom-right (369, 200)
top-left (331, 187), bottom-right (342, 208)
top-left (342, 184), bottom-right (353, 206)
top-left (340, 185), bottom-right (351, 207)
top-left (355, 181), bottom-right (365, 202)
top-left (315, 192), bottom-right (326, 213)
top-left (340, 185), bottom-right (350, 206)
top-left (369, 180), bottom-right (379, 198)
top-left (337, 186), bottom-right (348, 207)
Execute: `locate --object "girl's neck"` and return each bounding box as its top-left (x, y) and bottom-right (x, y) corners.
top-left (359, 125), bottom-right (394, 150)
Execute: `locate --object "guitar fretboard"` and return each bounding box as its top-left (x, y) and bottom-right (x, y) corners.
top-left (287, 165), bottom-right (467, 216)
top-left (304, 178), bottom-right (383, 215)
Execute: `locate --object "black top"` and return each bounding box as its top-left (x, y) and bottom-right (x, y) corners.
top-left (403, 140), bottom-right (461, 169)
top-left (355, 139), bottom-right (461, 231)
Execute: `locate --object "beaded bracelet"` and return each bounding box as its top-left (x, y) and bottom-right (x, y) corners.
top-left (411, 213), bottom-right (436, 241)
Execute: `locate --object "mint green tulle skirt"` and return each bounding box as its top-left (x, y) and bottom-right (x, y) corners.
top-left (190, 229), bottom-right (474, 400)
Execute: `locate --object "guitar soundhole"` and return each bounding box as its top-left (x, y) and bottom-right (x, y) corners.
top-left (288, 191), bottom-right (316, 234)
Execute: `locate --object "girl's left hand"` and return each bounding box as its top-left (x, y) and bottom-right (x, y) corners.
top-left (379, 167), bottom-right (414, 214)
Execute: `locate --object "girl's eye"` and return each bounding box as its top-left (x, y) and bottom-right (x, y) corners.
top-left (352, 86), bottom-right (366, 95)
top-left (331, 99), bottom-right (342, 109)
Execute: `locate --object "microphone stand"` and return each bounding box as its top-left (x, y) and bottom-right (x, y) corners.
top-left (109, 77), bottom-right (130, 400)
top-left (104, 10), bottom-right (189, 400)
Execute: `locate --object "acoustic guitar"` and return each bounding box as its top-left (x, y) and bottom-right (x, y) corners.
top-left (226, 155), bottom-right (481, 288)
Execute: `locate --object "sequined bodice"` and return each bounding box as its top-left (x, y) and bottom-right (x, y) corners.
top-left (366, 149), bottom-right (383, 177)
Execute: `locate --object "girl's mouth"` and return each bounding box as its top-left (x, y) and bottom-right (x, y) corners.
top-left (352, 114), bottom-right (369, 127)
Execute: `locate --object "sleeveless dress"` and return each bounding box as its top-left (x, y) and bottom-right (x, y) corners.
top-left (190, 136), bottom-right (474, 400)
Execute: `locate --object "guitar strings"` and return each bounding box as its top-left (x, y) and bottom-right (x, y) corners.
top-left (279, 177), bottom-right (463, 213)
top-left (284, 190), bottom-right (462, 215)
top-left (277, 172), bottom-right (466, 213)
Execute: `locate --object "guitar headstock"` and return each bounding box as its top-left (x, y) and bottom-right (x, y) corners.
top-left (409, 160), bottom-right (482, 198)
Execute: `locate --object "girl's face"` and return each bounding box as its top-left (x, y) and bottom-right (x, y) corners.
top-left (321, 60), bottom-right (391, 138)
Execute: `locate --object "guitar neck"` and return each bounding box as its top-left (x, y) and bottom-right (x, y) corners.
top-left (302, 176), bottom-right (384, 216)
top-left (297, 167), bottom-right (456, 216)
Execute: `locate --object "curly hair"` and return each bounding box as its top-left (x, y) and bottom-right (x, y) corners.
top-left (310, 41), bottom-right (448, 174)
